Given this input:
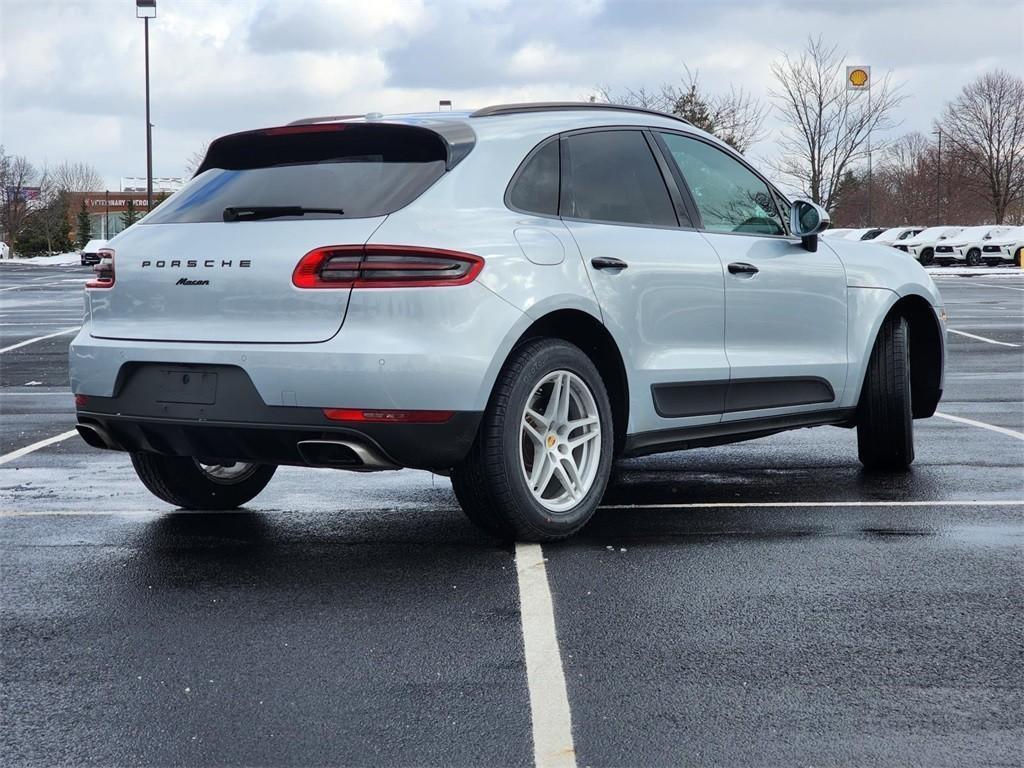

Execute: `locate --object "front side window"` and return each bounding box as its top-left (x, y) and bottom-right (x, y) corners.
top-left (561, 130), bottom-right (677, 227)
top-left (659, 132), bottom-right (784, 236)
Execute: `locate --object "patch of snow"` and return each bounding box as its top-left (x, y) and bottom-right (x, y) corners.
top-left (0, 252), bottom-right (83, 266)
top-left (927, 266), bottom-right (1022, 277)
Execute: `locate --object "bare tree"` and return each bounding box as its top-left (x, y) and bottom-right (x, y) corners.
top-left (936, 70), bottom-right (1024, 224)
top-left (36, 167), bottom-right (68, 253)
top-left (592, 67), bottom-right (768, 153)
top-left (879, 132), bottom-right (934, 223)
top-left (769, 36), bottom-right (905, 210)
top-left (49, 160), bottom-right (103, 192)
top-left (0, 147), bottom-right (39, 256)
top-left (670, 70), bottom-right (768, 153)
top-left (185, 142), bottom-right (210, 177)
top-left (28, 160), bottom-right (103, 253)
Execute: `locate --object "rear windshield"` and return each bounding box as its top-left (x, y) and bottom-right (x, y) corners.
top-left (144, 124), bottom-right (448, 224)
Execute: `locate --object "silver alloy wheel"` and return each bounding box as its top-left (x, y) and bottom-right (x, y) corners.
top-left (194, 460), bottom-right (259, 484)
top-left (519, 369), bottom-right (602, 513)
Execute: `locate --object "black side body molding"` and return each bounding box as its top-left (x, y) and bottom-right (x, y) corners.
top-left (623, 408), bottom-right (856, 458)
top-left (652, 377), bottom-right (836, 418)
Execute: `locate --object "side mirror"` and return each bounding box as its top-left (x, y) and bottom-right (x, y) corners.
top-left (790, 198), bottom-right (831, 252)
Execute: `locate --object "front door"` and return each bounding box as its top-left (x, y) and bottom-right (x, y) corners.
top-left (656, 131), bottom-right (848, 421)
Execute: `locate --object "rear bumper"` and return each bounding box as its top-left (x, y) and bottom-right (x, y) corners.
top-left (74, 364), bottom-right (481, 471)
top-left (70, 280), bottom-right (528, 413)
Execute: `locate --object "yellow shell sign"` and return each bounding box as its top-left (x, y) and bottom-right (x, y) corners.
top-left (847, 66), bottom-right (870, 90)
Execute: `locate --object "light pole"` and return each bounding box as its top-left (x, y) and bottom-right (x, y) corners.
top-left (934, 129), bottom-right (942, 225)
top-left (136, 0), bottom-right (156, 210)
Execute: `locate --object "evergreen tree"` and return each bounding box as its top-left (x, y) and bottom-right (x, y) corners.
top-left (76, 199), bottom-right (92, 247)
top-left (121, 199), bottom-right (141, 229)
top-left (672, 84), bottom-right (716, 136)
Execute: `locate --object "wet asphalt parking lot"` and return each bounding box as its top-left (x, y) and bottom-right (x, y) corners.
top-left (1, 261), bottom-right (1022, 767)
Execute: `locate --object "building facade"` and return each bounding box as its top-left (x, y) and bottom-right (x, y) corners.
top-left (66, 190), bottom-right (166, 241)
top-left (66, 179), bottom-right (183, 243)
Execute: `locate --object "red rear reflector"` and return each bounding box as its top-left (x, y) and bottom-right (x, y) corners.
top-left (293, 245), bottom-right (483, 289)
top-left (323, 408), bottom-right (453, 424)
top-left (74, 394), bottom-right (89, 407)
top-left (86, 248), bottom-right (115, 289)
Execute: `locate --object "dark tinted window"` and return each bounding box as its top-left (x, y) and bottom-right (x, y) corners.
top-left (659, 132), bottom-right (785, 235)
top-left (508, 140), bottom-right (559, 216)
top-left (145, 124), bottom-right (448, 224)
top-left (562, 131), bottom-right (677, 227)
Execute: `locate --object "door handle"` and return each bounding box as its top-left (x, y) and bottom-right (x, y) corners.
top-left (727, 262), bottom-right (759, 275)
top-left (591, 257), bottom-right (629, 271)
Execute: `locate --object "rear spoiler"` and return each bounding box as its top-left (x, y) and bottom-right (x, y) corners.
top-left (195, 119), bottom-right (476, 177)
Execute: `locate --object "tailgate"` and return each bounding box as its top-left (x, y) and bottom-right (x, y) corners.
top-left (88, 219), bottom-right (382, 343)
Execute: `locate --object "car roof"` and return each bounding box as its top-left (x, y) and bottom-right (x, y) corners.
top-left (877, 226), bottom-right (921, 237)
top-left (286, 102), bottom-right (725, 152)
top-left (953, 225), bottom-right (1000, 236)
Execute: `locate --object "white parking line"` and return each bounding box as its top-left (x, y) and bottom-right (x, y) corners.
top-left (600, 499), bottom-right (1022, 509)
top-left (0, 430), bottom-right (78, 467)
top-left (0, 391), bottom-right (71, 396)
top-left (973, 283), bottom-right (1024, 292)
top-left (515, 542), bottom-right (577, 768)
top-left (0, 286), bottom-right (22, 292)
top-left (0, 326), bottom-right (79, 354)
top-left (934, 412), bottom-right (1024, 441)
top-left (946, 328), bottom-right (1020, 347)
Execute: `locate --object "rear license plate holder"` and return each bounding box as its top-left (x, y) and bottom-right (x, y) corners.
top-left (156, 369), bottom-right (218, 405)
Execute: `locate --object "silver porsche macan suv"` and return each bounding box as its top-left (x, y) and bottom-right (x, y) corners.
top-left (70, 103), bottom-right (945, 540)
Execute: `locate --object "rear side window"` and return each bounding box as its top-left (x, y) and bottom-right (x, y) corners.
top-left (561, 130), bottom-right (677, 227)
top-left (659, 132), bottom-right (785, 236)
top-left (144, 124), bottom-right (449, 224)
top-left (508, 140), bottom-right (560, 216)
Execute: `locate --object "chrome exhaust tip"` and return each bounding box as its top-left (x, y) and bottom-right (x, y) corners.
top-left (296, 439), bottom-right (399, 471)
top-left (76, 423), bottom-right (117, 450)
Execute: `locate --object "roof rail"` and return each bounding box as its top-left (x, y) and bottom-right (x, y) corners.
top-left (287, 114), bottom-right (363, 126)
top-left (469, 101), bottom-right (692, 126)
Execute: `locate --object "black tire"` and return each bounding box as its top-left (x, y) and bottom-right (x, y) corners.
top-left (857, 315), bottom-right (914, 471)
top-left (919, 248), bottom-right (934, 266)
top-left (131, 453), bottom-right (276, 509)
top-left (451, 338), bottom-right (615, 542)
top-left (965, 248), bottom-right (981, 267)
top-left (1014, 248), bottom-right (1022, 267)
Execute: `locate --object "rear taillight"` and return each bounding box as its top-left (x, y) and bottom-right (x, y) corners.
top-left (86, 248), bottom-right (115, 289)
top-left (293, 245), bottom-right (483, 289)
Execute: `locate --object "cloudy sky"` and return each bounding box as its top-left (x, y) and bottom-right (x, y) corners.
top-left (1, 0), bottom-right (1021, 190)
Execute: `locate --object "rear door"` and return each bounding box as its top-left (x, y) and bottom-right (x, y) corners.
top-left (558, 128), bottom-right (728, 435)
top-left (89, 123), bottom-right (451, 344)
top-left (655, 131), bottom-right (848, 420)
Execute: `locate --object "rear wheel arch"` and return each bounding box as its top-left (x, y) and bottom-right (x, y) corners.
top-left (497, 309), bottom-right (629, 455)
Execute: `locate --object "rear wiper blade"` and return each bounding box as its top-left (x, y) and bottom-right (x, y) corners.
top-left (223, 206), bottom-right (345, 222)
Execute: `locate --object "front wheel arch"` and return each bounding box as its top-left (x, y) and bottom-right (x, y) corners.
top-left (864, 295), bottom-right (943, 419)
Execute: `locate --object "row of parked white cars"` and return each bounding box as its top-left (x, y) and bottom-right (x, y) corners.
top-left (821, 225), bottom-right (1024, 267)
